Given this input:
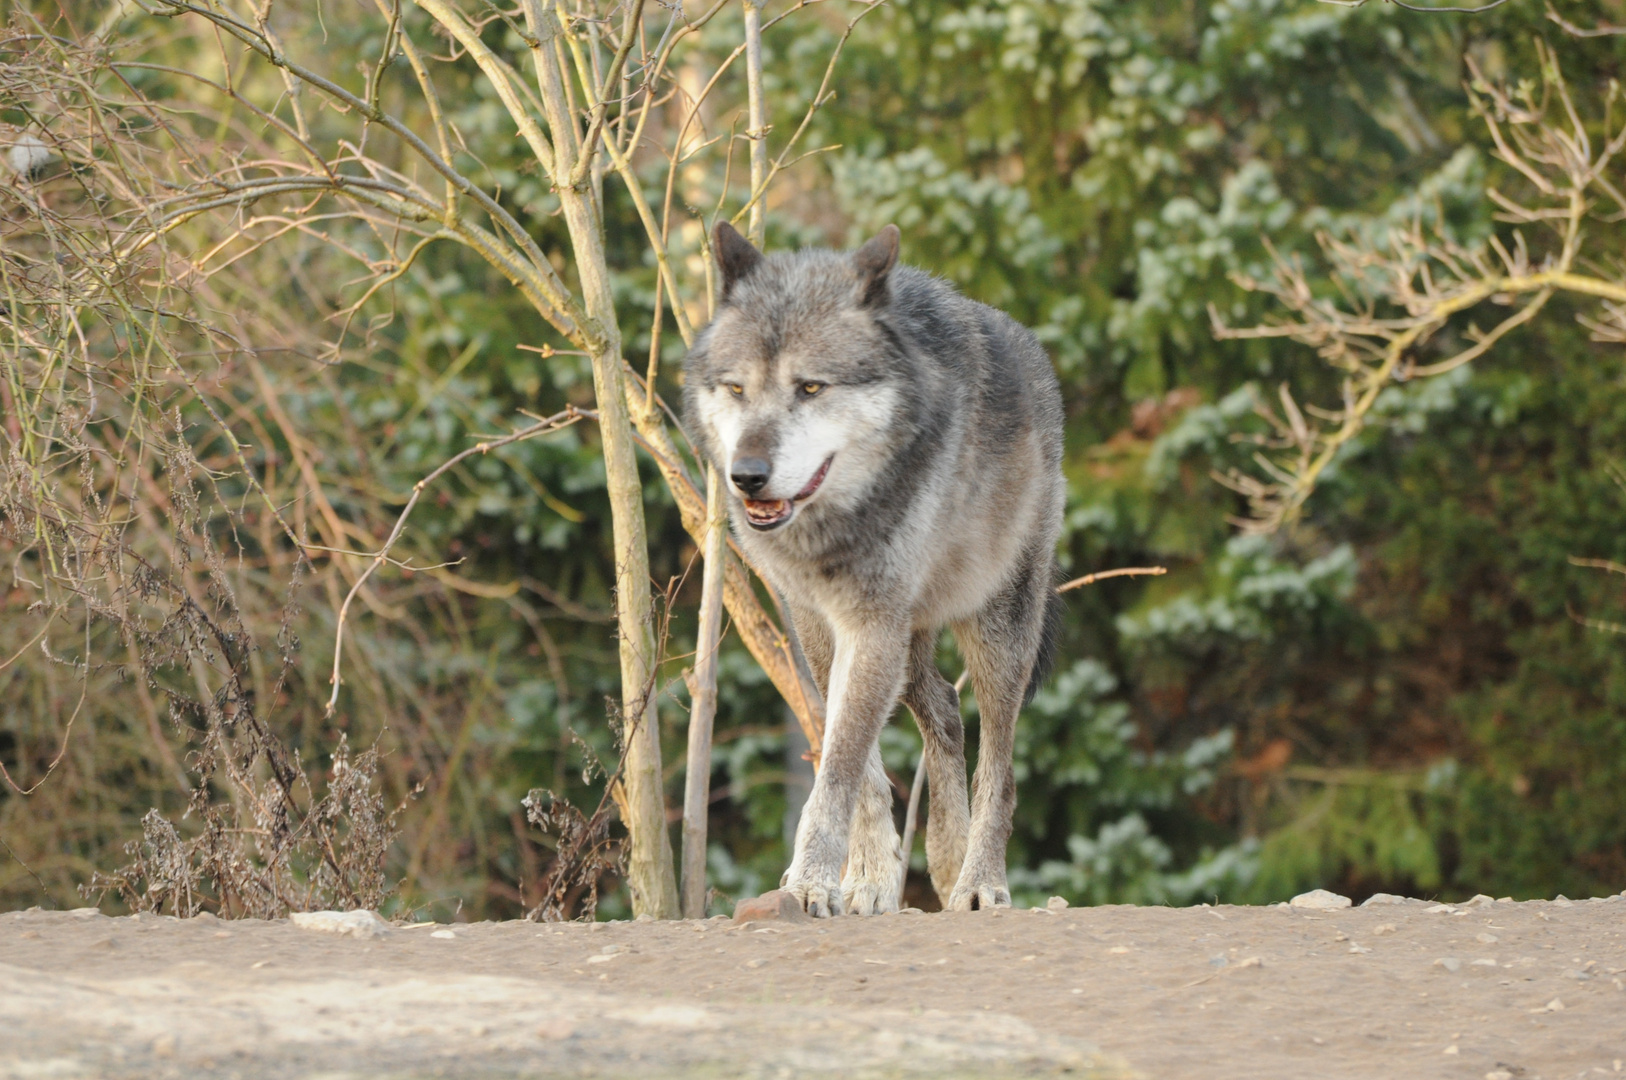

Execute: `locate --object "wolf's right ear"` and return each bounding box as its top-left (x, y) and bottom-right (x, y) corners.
top-left (852, 225), bottom-right (900, 308)
top-left (713, 221), bottom-right (763, 302)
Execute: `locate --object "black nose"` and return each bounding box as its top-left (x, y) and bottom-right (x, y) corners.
top-left (731, 457), bottom-right (770, 497)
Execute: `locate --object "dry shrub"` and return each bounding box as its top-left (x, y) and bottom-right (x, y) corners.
top-left (1, 22), bottom-right (400, 917)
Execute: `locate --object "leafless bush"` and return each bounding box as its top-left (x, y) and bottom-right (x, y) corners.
top-left (1213, 43), bottom-right (1626, 532)
top-left (2, 23), bottom-right (401, 916)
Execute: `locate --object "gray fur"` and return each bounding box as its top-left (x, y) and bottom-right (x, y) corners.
top-left (684, 222), bottom-right (1065, 915)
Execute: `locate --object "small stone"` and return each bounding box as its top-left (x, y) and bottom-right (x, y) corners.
top-left (1445, 1044), bottom-right (1460, 1055)
top-left (1562, 969), bottom-right (1592, 981)
top-left (1426, 904), bottom-right (1456, 914)
top-left (1361, 893), bottom-right (1408, 906)
top-left (1552, 895), bottom-right (1573, 907)
top-left (599, 944), bottom-right (628, 955)
top-left (1461, 894), bottom-right (1496, 908)
top-left (1434, 957), bottom-right (1462, 973)
top-left (1471, 958), bottom-right (1498, 967)
top-left (1290, 889), bottom-right (1352, 911)
top-left (151, 1034), bottom-right (176, 1058)
top-left (535, 1019), bottom-right (577, 1040)
top-left (1485, 1072), bottom-right (1513, 1080)
top-left (288, 910), bottom-right (390, 940)
top-left (1348, 944), bottom-right (1372, 954)
top-left (897, 907), bottom-right (924, 915)
top-left (1046, 896), bottom-right (1070, 911)
top-left (1209, 954), bottom-right (1229, 967)
top-left (1374, 924), bottom-right (1397, 935)
top-left (68, 907), bottom-right (103, 920)
top-left (732, 890), bottom-right (810, 924)
top-left (744, 957), bottom-right (768, 969)
top-left (1530, 997), bottom-right (1565, 1013)
top-left (586, 953), bottom-right (618, 965)
top-left (1476, 932), bottom-right (1499, 944)
top-left (430, 929), bottom-right (457, 940)
top-left (635, 913), bottom-right (654, 923)
top-left (212, 931), bottom-right (232, 939)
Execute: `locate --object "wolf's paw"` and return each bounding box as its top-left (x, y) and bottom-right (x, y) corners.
top-left (841, 839), bottom-right (903, 916)
top-left (783, 873), bottom-right (843, 918)
top-left (841, 868), bottom-right (902, 916)
top-left (947, 877), bottom-right (1011, 912)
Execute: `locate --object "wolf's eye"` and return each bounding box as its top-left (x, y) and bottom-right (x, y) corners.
top-left (725, 383), bottom-right (744, 397)
top-left (799, 382), bottom-right (825, 398)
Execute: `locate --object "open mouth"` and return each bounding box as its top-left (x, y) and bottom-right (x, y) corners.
top-left (742, 456), bottom-right (832, 531)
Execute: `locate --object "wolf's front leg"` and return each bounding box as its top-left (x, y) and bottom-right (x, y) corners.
top-left (781, 618), bottom-right (908, 917)
top-left (841, 744), bottom-right (903, 915)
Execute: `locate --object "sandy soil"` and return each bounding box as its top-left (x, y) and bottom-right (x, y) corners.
top-left (3, 893), bottom-right (1623, 1080)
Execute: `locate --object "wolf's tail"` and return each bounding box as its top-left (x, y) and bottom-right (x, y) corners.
top-left (1024, 585), bottom-right (1065, 706)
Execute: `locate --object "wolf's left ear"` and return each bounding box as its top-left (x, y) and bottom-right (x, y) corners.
top-left (713, 221), bottom-right (763, 302)
top-left (852, 225), bottom-right (900, 308)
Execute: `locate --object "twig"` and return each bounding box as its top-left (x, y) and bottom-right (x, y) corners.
top-left (324, 407), bottom-right (585, 716)
top-left (1058, 566), bottom-right (1168, 592)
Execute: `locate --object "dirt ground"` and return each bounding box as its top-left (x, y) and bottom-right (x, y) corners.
top-left (2, 893), bottom-right (1623, 1080)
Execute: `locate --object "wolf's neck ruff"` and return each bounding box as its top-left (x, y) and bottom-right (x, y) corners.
top-left (684, 221), bottom-right (1065, 917)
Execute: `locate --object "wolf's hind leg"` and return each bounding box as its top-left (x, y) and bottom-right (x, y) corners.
top-left (902, 629), bottom-right (968, 906)
top-left (948, 554), bottom-right (1051, 912)
top-left (840, 745), bottom-right (903, 915)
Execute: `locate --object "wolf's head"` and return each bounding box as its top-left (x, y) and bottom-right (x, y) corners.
top-left (683, 222), bottom-right (909, 533)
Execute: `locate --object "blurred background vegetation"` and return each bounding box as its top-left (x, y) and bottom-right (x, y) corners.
top-left (4, 0), bottom-right (1626, 919)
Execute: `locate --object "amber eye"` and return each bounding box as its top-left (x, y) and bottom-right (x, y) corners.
top-left (725, 383), bottom-right (744, 396)
top-left (800, 382), bottom-right (825, 397)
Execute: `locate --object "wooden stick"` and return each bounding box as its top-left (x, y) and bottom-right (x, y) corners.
top-left (682, 466), bottom-right (728, 919)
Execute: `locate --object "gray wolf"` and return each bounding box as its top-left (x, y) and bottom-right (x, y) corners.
top-left (683, 222), bottom-right (1065, 915)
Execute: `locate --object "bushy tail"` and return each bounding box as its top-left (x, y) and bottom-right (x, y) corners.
top-left (1024, 585), bottom-right (1064, 706)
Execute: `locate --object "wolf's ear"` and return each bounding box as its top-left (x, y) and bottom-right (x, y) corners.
top-left (852, 225), bottom-right (900, 308)
top-left (713, 221), bottom-right (763, 302)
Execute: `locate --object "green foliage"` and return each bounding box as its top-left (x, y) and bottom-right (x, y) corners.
top-left (7, 0), bottom-right (1626, 916)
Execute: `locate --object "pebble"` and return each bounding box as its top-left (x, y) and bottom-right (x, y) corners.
top-left (1374, 924), bottom-right (1397, 935)
top-left (1461, 894), bottom-right (1496, 909)
top-left (1361, 893), bottom-right (1409, 907)
top-left (1486, 1072), bottom-right (1514, 1080)
top-left (732, 890), bottom-right (810, 924)
top-left (1476, 933), bottom-right (1499, 944)
top-left (1434, 957), bottom-right (1462, 973)
top-left (1289, 889), bottom-right (1352, 911)
top-left (430, 929), bottom-right (457, 940)
top-left (1046, 896), bottom-right (1070, 911)
top-left (1530, 997), bottom-right (1565, 1014)
top-left (288, 910), bottom-right (390, 940)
